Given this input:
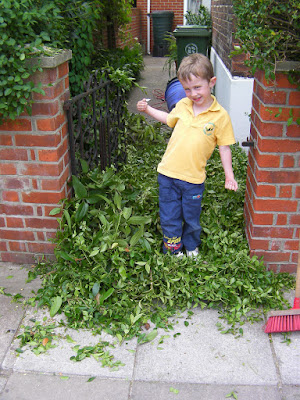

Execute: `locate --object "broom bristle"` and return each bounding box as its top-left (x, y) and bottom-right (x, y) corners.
top-left (265, 314), bottom-right (300, 333)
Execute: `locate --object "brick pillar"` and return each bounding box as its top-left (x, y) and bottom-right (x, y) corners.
top-left (244, 62), bottom-right (300, 273)
top-left (0, 50), bottom-right (72, 264)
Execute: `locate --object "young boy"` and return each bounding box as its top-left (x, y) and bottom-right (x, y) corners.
top-left (137, 53), bottom-right (238, 257)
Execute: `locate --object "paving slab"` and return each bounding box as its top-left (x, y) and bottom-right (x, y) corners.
top-left (131, 381), bottom-right (282, 400)
top-left (0, 263), bottom-right (41, 298)
top-left (281, 385), bottom-right (300, 399)
top-left (0, 296), bottom-right (25, 366)
top-left (271, 330), bottom-right (300, 385)
top-left (2, 308), bottom-right (137, 380)
top-left (0, 372), bottom-right (130, 400)
top-left (134, 308), bottom-right (278, 385)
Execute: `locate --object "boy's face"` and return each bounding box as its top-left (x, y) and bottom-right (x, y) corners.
top-left (180, 74), bottom-right (216, 109)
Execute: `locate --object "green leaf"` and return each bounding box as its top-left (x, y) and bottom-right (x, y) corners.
top-left (130, 226), bottom-right (144, 247)
top-left (72, 176), bottom-right (87, 199)
top-left (87, 377), bottom-right (96, 382)
top-left (49, 207), bottom-right (61, 216)
top-left (92, 282), bottom-right (100, 296)
top-left (122, 207), bottom-right (132, 220)
top-left (50, 296), bottom-right (62, 317)
top-left (75, 201), bottom-right (88, 222)
top-left (140, 330), bottom-right (158, 344)
top-left (63, 210), bottom-right (72, 231)
top-left (99, 288), bottom-right (114, 305)
top-left (80, 159), bottom-right (89, 174)
top-left (128, 216), bottom-right (151, 225)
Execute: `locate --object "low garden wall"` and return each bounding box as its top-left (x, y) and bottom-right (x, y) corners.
top-left (244, 63), bottom-right (300, 273)
top-left (0, 51), bottom-right (72, 264)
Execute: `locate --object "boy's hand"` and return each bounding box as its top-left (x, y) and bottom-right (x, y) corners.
top-left (225, 178), bottom-right (238, 191)
top-left (137, 98), bottom-right (149, 112)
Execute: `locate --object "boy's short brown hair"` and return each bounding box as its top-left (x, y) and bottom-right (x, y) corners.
top-left (177, 53), bottom-right (214, 82)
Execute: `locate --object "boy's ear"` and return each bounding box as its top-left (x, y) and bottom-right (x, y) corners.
top-left (209, 76), bottom-right (217, 88)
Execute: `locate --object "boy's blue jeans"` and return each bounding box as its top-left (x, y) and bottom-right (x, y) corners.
top-left (158, 174), bottom-right (205, 254)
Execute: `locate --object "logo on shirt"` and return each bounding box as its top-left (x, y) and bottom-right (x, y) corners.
top-left (203, 122), bottom-right (215, 136)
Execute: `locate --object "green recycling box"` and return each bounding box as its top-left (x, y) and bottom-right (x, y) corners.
top-left (173, 25), bottom-right (211, 67)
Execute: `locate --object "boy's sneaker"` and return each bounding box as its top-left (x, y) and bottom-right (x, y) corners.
top-left (175, 251), bottom-right (185, 258)
top-left (186, 248), bottom-right (199, 258)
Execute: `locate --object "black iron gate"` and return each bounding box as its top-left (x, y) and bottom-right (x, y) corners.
top-left (63, 70), bottom-right (127, 176)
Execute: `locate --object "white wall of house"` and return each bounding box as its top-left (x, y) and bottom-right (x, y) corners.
top-left (210, 47), bottom-right (254, 147)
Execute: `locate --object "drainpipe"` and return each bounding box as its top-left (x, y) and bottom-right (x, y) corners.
top-left (147, 0), bottom-right (151, 54)
top-left (183, 0), bottom-right (188, 24)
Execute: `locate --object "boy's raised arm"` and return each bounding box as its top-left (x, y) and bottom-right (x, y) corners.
top-left (219, 145), bottom-right (238, 191)
top-left (137, 98), bottom-right (168, 125)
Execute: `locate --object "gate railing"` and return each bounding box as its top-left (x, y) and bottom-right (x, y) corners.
top-left (63, 70), bottom-right (127, 176)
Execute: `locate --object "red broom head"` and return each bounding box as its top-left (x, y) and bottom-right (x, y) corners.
top-left (264, 314), bottom-right (300, 333)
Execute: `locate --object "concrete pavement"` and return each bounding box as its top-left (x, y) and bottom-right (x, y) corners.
top-left (1, 57), bottom-right (300, 399)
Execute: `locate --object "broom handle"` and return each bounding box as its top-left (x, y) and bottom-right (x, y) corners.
top-left (296, 234), bottom-right (300, 298)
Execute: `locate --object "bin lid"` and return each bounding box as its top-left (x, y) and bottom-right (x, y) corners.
top-left (173, 25), bottom-right (211, 37)
top-left (151, 10), bottom-right (174, 17)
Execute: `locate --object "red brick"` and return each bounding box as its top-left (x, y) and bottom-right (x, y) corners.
top-left (3, 191), bottom-right (19, 202)
top-left (284, 240), bottom-right (299, 251)
top-left (31, 68), bottom-right (58, 85)
top-left (58, 62), bottom-right (69, 79)
top-left (256, 83), bottom-right (287, 105)
top-left (290, 214), bottom-right (300, 225)
top-left (1, 252), bottom-right (36, 264)
top-left (0, 148), bottom-right (28, 161)
top-left (37, 231), bottom-right (45, 241)
top-left (0, 204), bottom-right (33, 216)
top-left (22, 162), bottom-right (62, 177)
top-left (256, 184), bottom-right (276, 198)
top-left (286, 123), bottom-right (300, 138)
top-left (256, 170), bottom-right (300, 184)
top-left (33, 80), bottom-right (65, 101)
top-left (0, 217), bottom-right (5, 227)
top-left (252, 212), bottom-right (274, 225)
top-left (30, 149), bottom-right (36, 161)
top-left (0, 135), bottom-right (13, 145)
top-left (0, 163), bottom-right (17, 175)
top-left (253, 117), bottom-right (283, 137)
top-left (255, 152), bottom-right (280, 168)
top-left (25, 218), bottom-right (59, 229)
top-left (259, 105), bottom-right (299, 123)
top-left (283, 155), bottom-right (295, 168)
top-left (257, 137), bottom-right (300, 153)
top-left (278, 264), bottom-right (297, 274)
top-left (0, 230), bottom-right (35, 241)
top-left (248, 238), bottom-right (269, 250)
top-left (9, 241), bottom-right (27, 252)
top-left (253, 198), bottom-right (298, 212)
top-left (0, 242), bottom-right (8, 251)
top-left (3, 178), bottom-right (30, 190)
top-left (22, 190), bottom-right (66, 204)
top-left (15, 133), bottom-right (61, 147)
top-left (276, 214), bottom-right (287, 225)
top-left (252, 226), bottom-right (294, 239)
top-left (32, 101), bottom-right (59, 117)
top-left (27, 242), bottom-right (56, 254)
top-left (6, 217), bottom-right (24, 228)
top-left (289, 91), bottom-right (300, 106)
top-left (0, 118), bottom-right (32, 131)
top-left (279, 186), bottom-right (292, 198)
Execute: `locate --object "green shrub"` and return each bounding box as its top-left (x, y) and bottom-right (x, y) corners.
top-left (232, 0), bottom-right (300, 79)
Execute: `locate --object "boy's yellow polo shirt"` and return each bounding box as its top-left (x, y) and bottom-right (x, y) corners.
top-left (157, 96), bottom-right (236, 184)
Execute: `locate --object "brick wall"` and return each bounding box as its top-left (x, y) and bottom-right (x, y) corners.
top-left (0, 51), bottom-right (72, 264)
top-left (211, 0), bottom-right (251, 77)
top-left (244, 66), bottom-right (300, 273)
top-left (116, 7), bottom-right (142, 48)
top-left (136, 0), bottom-right (184, 53)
